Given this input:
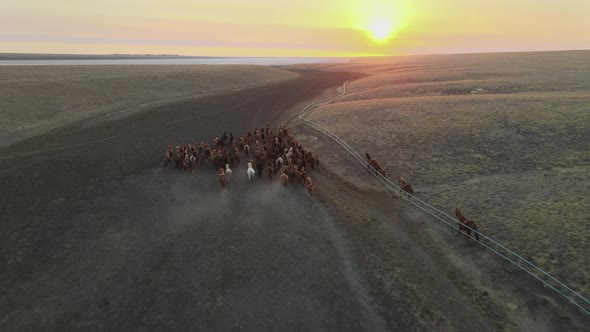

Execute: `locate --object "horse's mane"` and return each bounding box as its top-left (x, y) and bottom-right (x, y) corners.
top-left (456, 208), bottom-right (465, 221)
top-left (365, 152), bottom-right (372, 161)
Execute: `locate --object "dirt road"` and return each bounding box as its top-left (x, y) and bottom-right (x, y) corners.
top-left (0, 69), bottom-right (397, 330)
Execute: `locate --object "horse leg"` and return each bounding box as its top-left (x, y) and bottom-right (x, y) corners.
top-left (472, 223), bottom-right (480, 241)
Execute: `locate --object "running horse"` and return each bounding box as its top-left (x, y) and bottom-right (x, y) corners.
top-left (218, 168), bottom-right (226, 189)
top-left (266, 164), bottom-right (274, 181)
top-left (279, 168), bottom-right (289, 187)
top-left (365, 153), bottom-right (383, 176)
top-left (306, 176), bottom-right (314, 197)
top-left (225, 164), bottom-right (232, 183)
top-left (233, 147), bottom-right (241, 165)
top-left (163, 146), bottom-right (174, 168)
top-left (455, 208), bottom-right (480, 241)
top-left (247, 162), bottom-right (256, 184)
top-left (182, 155), bottom-right (190, 172)
top-left (189, 154), bottom-right (197, 174)
top-left (398, 176), bottom-right (414, 198)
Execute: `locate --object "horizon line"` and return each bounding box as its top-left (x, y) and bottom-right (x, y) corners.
top-left (1, 48), bottom-right (589, 60)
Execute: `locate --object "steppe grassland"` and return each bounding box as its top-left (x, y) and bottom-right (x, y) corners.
top-left (304, 51), bottom-right (590, 294)
top-left (0, 65), bottom-right (298, 146)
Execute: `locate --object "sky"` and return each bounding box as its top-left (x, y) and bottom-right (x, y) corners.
top-left (1, 0), bottom-right (589, 57)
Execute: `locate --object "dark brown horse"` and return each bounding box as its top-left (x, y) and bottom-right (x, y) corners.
top-left (204, 147), bottom-right (212, 161)
top-left (366, 152), bottom-right (385, 176)
top-left (300, 167), bottom-right (308, 184)
top-left (295, 169), bottom-right (303, 185)
top-left (308, 156), bottom-right (316, 170)
top-left (183, 155), bottom-right (190, 172)
top-left (163, 149), bottom-right (173, 168)
top-left (218, 168), bottom-right (226, 189)
top-left (398, 176), bottom-right (414, 198)
top-left (280, 172), bottom-right (289, 187)
top-left (266, 165), bottom-right (274, 181)
top-left (455, 208), bottom-right (480, 241)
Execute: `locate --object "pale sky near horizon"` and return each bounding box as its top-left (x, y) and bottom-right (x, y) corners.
top-left (1, 0), bottom-right (589, 57)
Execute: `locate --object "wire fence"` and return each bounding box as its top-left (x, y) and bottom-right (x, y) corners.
top-left (298, 80), bottom-right (590, 317)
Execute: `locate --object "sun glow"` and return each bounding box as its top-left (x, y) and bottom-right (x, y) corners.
top-left (350, 0), bottom-right (413, 45)
top-left (367, 18), bottom-right (395, 42)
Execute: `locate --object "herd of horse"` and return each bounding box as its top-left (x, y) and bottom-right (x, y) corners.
top-left (364, 153), bottom-right (480, 242)
top-left (162, 125), bottom-right (479, 242)
top-left (163, 125), bottom-right (317, 197)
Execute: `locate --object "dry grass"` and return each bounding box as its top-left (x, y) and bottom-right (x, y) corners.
top-left (0, 65), bottom-right (298, 147)
top-left (303, 50), bottom-right (590, 295)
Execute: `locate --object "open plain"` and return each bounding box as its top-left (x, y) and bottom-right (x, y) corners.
top-left (0, 65), bottom-right (298, 147)
top-left (1, 55), bottom-right (589, 330)
top-left (292, 50), bottom-right (590, 297)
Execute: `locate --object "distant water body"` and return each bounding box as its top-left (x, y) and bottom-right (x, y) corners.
top-left (0, 57), bottom-right (351, 66)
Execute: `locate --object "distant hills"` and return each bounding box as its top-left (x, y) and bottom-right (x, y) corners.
top-left (0, 53), bottom-right (225, 60)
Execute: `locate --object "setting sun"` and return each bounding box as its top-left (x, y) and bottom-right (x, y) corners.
top-left (367, 18), bottom-right (395, 42)
top-left (349, 0), bottom-right (413, 46)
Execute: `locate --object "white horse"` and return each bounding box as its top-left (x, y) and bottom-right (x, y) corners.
top-left (189, 154), bottom-right (196, 174)
top-left (225, 164), bottom-right (232, 183)
top-left (247, 162), bottom-right (255, 184)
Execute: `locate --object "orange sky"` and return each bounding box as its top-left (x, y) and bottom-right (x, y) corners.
top-left (1, 0), bottom-right (589, 56)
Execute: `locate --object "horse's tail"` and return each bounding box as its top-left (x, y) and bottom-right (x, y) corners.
top-left (473, 222), bottom-right (480, 241)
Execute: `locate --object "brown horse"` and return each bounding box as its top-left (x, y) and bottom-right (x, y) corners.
top-left (365, 153), bottom-right (382, 175)
top-left (295, 169), bottom-right (303, 185)
top-left (218, 168), bottom-right (226, 189)
top-left (308, 156), bottom-right (315, 170)
top-left (286, 165), bottom-right (295, 183)
top-left (368, 159), bottom-right (379, 173)
top-left (300, 167), bottom-right (308, 184)
top-left (234, 150), bottom-right (241, 165)
top-left (183, 155), bottom-right (190, 172)
top-left (163, 149), bottom-right (173, 168)
top-left (306, 176), bottom-right (314, 197)
top-left (266, 165), bottom-right (274, 181)
top-left (280, 172), bottom-right (289, 187)
top-left (373, 161), bottom-right (386, 177)
top-left (398, 176), bottom-right (414, 198)
top-left (455, 208), bottom-right (480, 241)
